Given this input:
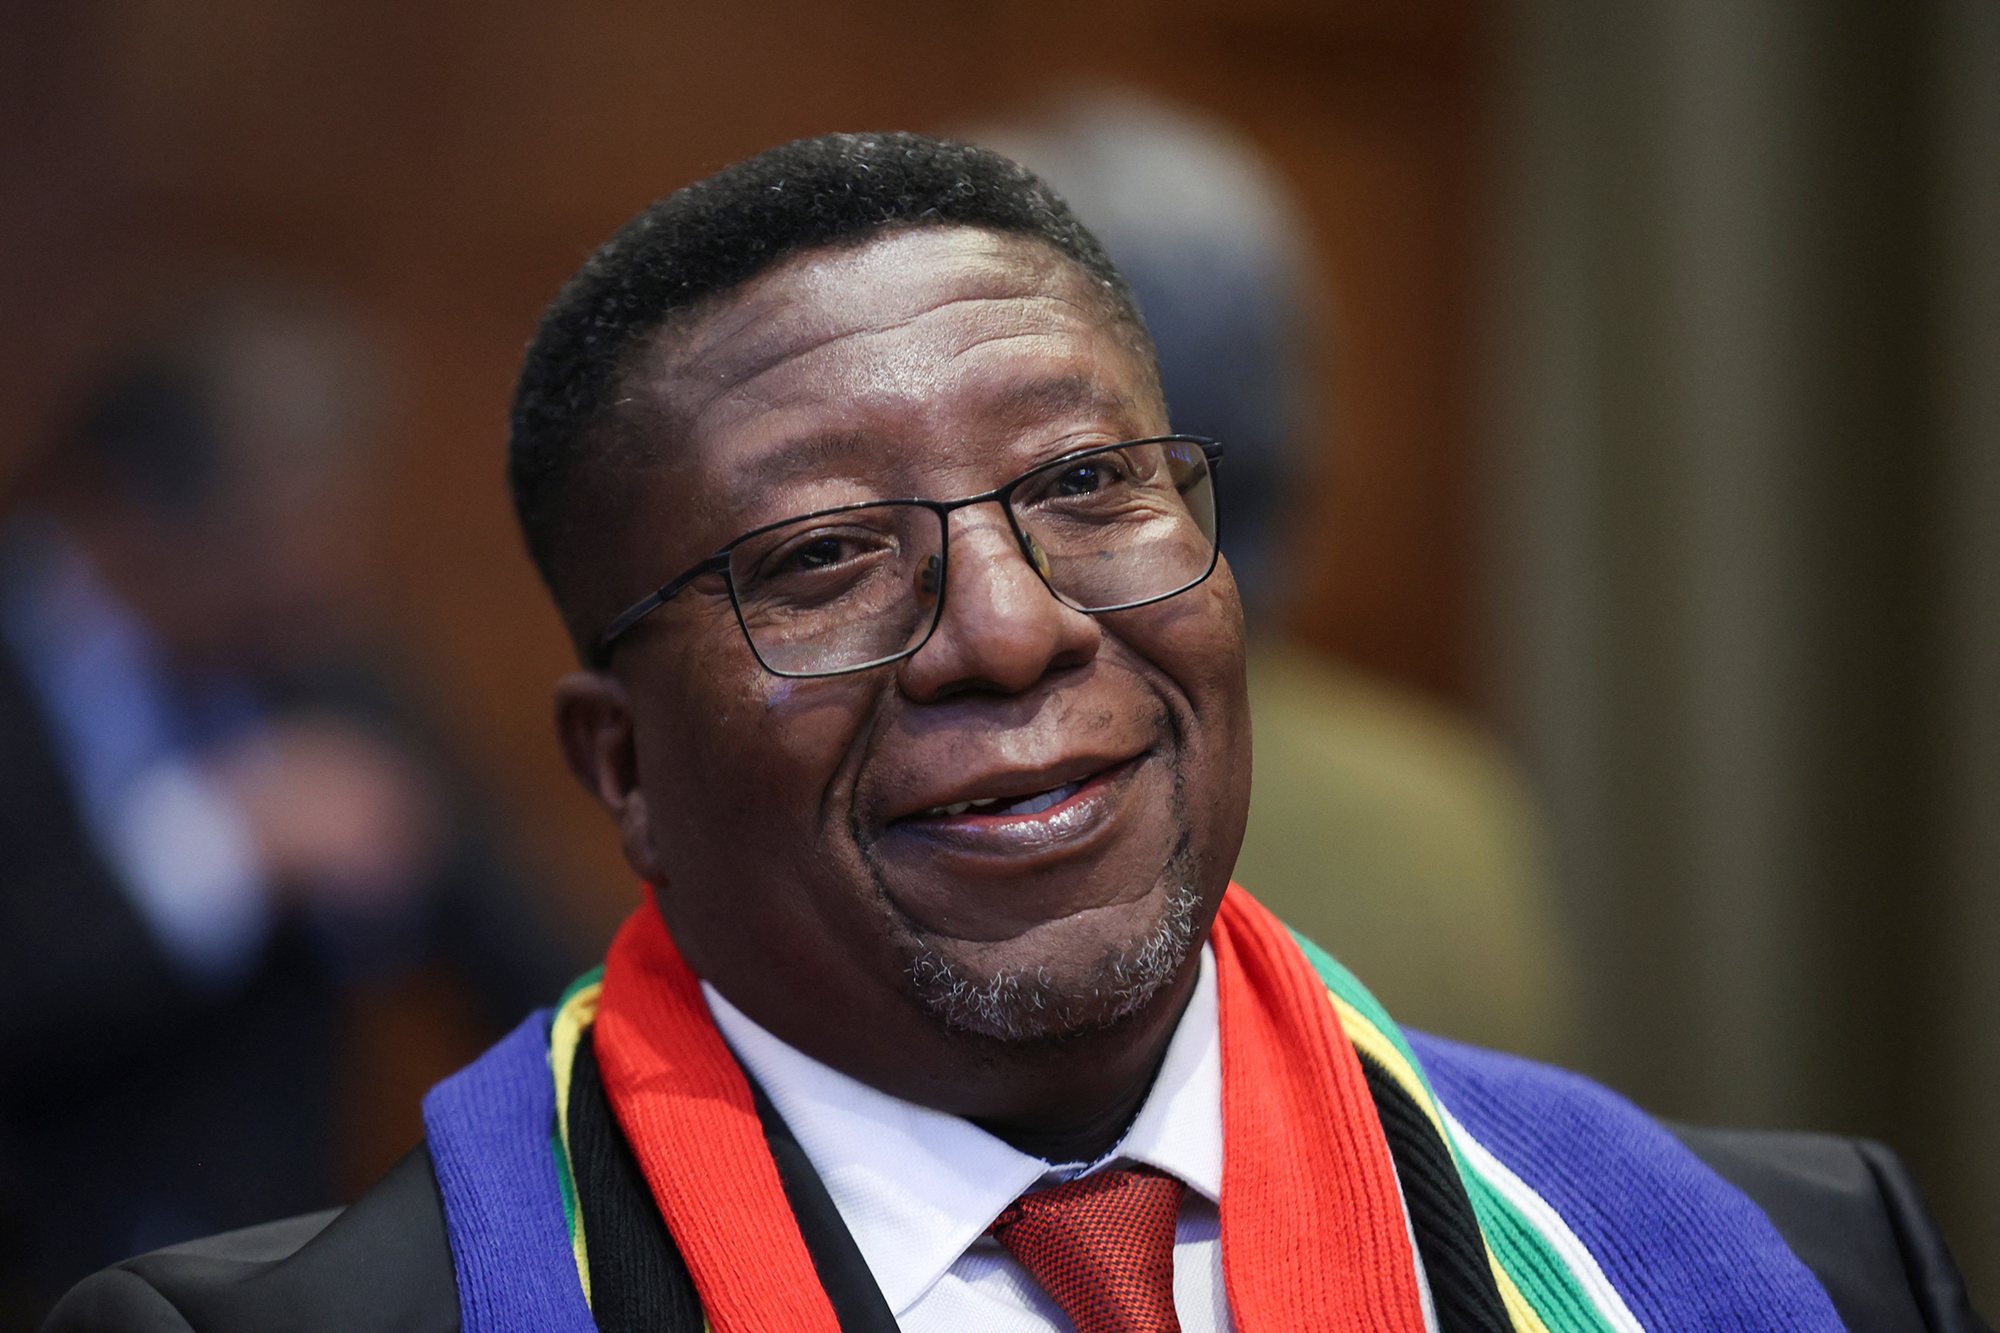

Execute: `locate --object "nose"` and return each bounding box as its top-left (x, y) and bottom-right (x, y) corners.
top-left (897, 505), bottom-right (1100, 701)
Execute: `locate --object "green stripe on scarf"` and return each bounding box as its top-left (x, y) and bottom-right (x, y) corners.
top-left (543, 933), bottom-right (1652, 1333)
top-left (1290, 927), bottom-right (1635, 1333)
top-left (550, 966), bottom-right (606, 1308)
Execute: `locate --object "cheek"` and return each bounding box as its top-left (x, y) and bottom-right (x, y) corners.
top-left (1135, 576), bottom-right (1251, 806)
top-left (1142, 576), bottom-right (1248, 718)
top-left (635, 652), bottom-right (872, 864)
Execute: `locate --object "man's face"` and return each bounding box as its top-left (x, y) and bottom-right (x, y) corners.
top-left (568, 227), bottom-right (1251, 1068)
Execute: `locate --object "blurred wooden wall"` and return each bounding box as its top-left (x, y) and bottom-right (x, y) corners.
top-left (5, 0), bottom-right (1492, 1183)
top-left (13, 0), bottom-right (1488, 936)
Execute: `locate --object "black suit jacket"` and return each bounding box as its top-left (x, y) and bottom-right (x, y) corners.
top-left (0, 634), bottom-right (586, 1320)
top-left (0, 643), bottom-right (343, 1313)
top-left (43, 1117), bottom-right (1991, 1333)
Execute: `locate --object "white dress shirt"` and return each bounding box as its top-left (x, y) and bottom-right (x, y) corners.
top-left (708, 945), bottom-right (1436, 1332)
top-left (705, 948), bottom-right (1230, 1330)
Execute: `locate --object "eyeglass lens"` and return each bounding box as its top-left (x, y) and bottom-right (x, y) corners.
top-left (725, 439), bottom-right (1217, 677)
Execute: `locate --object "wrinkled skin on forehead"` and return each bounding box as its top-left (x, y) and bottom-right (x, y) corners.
top-left (555, 227), bottom-right (1252, 1157)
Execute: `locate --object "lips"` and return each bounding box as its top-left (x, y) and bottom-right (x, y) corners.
top-left (864, 750), bottom-right (1162, 947)
top-left (874, 754), bottom-right (1147, 868)
top-left (886, 752), bottom-right (1139, 828)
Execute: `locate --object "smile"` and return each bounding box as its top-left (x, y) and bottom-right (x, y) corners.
top-left (865, 752), bottom-right (1169, 937)
top-left (918, 781), bottom-right (1084, 820)
top-left (878, 756), bottom-right (1150, 868)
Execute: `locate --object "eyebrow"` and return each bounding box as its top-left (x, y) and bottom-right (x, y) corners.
top-left (723, 430), bottom-right (883, 507)
top-left (985, 374), bottom-right (1143, 433)
top-left (722, 374), bottom-right (1148, 507)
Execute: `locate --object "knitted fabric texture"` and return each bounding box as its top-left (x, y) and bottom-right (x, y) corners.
top-left (568, 1031), bottom-right (706, 1333)
top-left (420, 1012), bottom-right (596, 1333)
top-left (1411, 1030), bottom-right (1841, 1332)
top-left (592, 899), bottom-right (842, 1333)
top-left (990, 1169), bottom-right (1186, 1333)
top-left (1208, 887), bottom-right (1431, 1332)
top-left (423, 884), bottom-right (1847, 1333)
top-left (1295, 920), bottom-right (1844, 1333)
top-left (1353, 1049), bottom-right (1512, 1333)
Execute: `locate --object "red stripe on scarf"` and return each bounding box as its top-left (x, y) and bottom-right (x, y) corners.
top-left (594, 882), bottom-right (1428, 1333)
top-left (594, 890), bottom-right (841, 1333)
top-left (1212, 883), bottom-right (1429, 1332)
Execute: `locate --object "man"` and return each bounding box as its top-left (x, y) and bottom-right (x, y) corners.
top-left (47, 134), bottom-right (1986, 1333)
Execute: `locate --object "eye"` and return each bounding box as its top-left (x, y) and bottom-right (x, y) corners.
top-left (750, 524), bottom-right (897, 584)
top-left (1047, 456), bottom-right (1127, 498)
top-left (783, 536), bottom-right (847, 572)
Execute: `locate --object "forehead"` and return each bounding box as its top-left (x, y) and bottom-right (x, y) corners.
top-left (627, 228), bottom-right (1160, 517)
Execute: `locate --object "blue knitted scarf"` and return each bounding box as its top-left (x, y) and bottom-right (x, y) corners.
top-left (422, 898), bottom-right (1840, 1333)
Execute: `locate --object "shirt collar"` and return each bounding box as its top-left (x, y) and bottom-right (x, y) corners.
top-left (703, 943), bottom-right (1222, 1317)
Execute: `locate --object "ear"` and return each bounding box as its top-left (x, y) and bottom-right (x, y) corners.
top-left (554, 670), bottom-right (663, 882)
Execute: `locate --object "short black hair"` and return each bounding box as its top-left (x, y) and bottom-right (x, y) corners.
top-left (507, 131), bottom-right (1154, 647)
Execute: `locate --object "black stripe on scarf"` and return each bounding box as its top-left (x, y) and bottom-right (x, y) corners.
top-left (568, 1028), bottom-right (707, 1333)
top-left (747, 1078), bottom-right (902, 1332)
top-left (570, 1016), bottom-right (1513, 1333)
top-left (1355, 1045), bottom-right (1514, 1333)
top-left (568, 1024), bottom-right (898, 1333)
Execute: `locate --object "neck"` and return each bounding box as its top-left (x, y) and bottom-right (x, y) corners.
top-left (708, 940), bottom-right (1205, 1164)
top-left (855, 957), bottom-right (1201, 1164)
top-left (970, 1036), bottom-right (1172, 1163)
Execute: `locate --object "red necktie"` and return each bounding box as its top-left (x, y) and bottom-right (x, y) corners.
top-left (989, 1168), bottom-right (1186, 1333)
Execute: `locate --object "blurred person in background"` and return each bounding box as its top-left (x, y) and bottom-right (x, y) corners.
top-left (0, 281), bottom-right (581, 1318)
top-left (969, 91), bottom-right (1577, 1061)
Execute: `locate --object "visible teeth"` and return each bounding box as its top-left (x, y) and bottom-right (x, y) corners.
top-left (922, 796), bottom-right (1002, 818)
top-left (1004, 781), bottom-right (1081, 816)
top-left (919, 782), bottom-right (1082, 820)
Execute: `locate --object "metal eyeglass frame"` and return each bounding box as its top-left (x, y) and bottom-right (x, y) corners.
top-left (590, 434), bottom-right (1224, 676)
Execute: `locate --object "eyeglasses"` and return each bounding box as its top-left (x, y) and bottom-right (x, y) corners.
top-left (592, 435), bottom-right (1223, 677)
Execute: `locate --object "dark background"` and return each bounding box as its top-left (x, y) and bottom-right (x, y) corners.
top-left (4, 0), bottom-right (1993, 1306)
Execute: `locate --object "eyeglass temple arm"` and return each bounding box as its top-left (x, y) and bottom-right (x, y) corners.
top-left (591, 555), bottom-right (729, 668)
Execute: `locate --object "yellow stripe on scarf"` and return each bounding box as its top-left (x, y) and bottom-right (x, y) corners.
top-left (550, 978), bottom-right (603, 1306)
top-left (1328, 990), bottom-right (1556, 1333)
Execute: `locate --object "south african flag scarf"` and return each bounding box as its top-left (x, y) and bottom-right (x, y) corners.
top-left (423, 884), bottom-right (1842, 1332)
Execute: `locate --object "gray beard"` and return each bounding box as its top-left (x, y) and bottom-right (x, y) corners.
top-left (902, 876), bottom-right (1205, 1044)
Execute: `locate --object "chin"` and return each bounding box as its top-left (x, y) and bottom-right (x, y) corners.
top-left (899, 873), bottom-right (1204, 1045)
